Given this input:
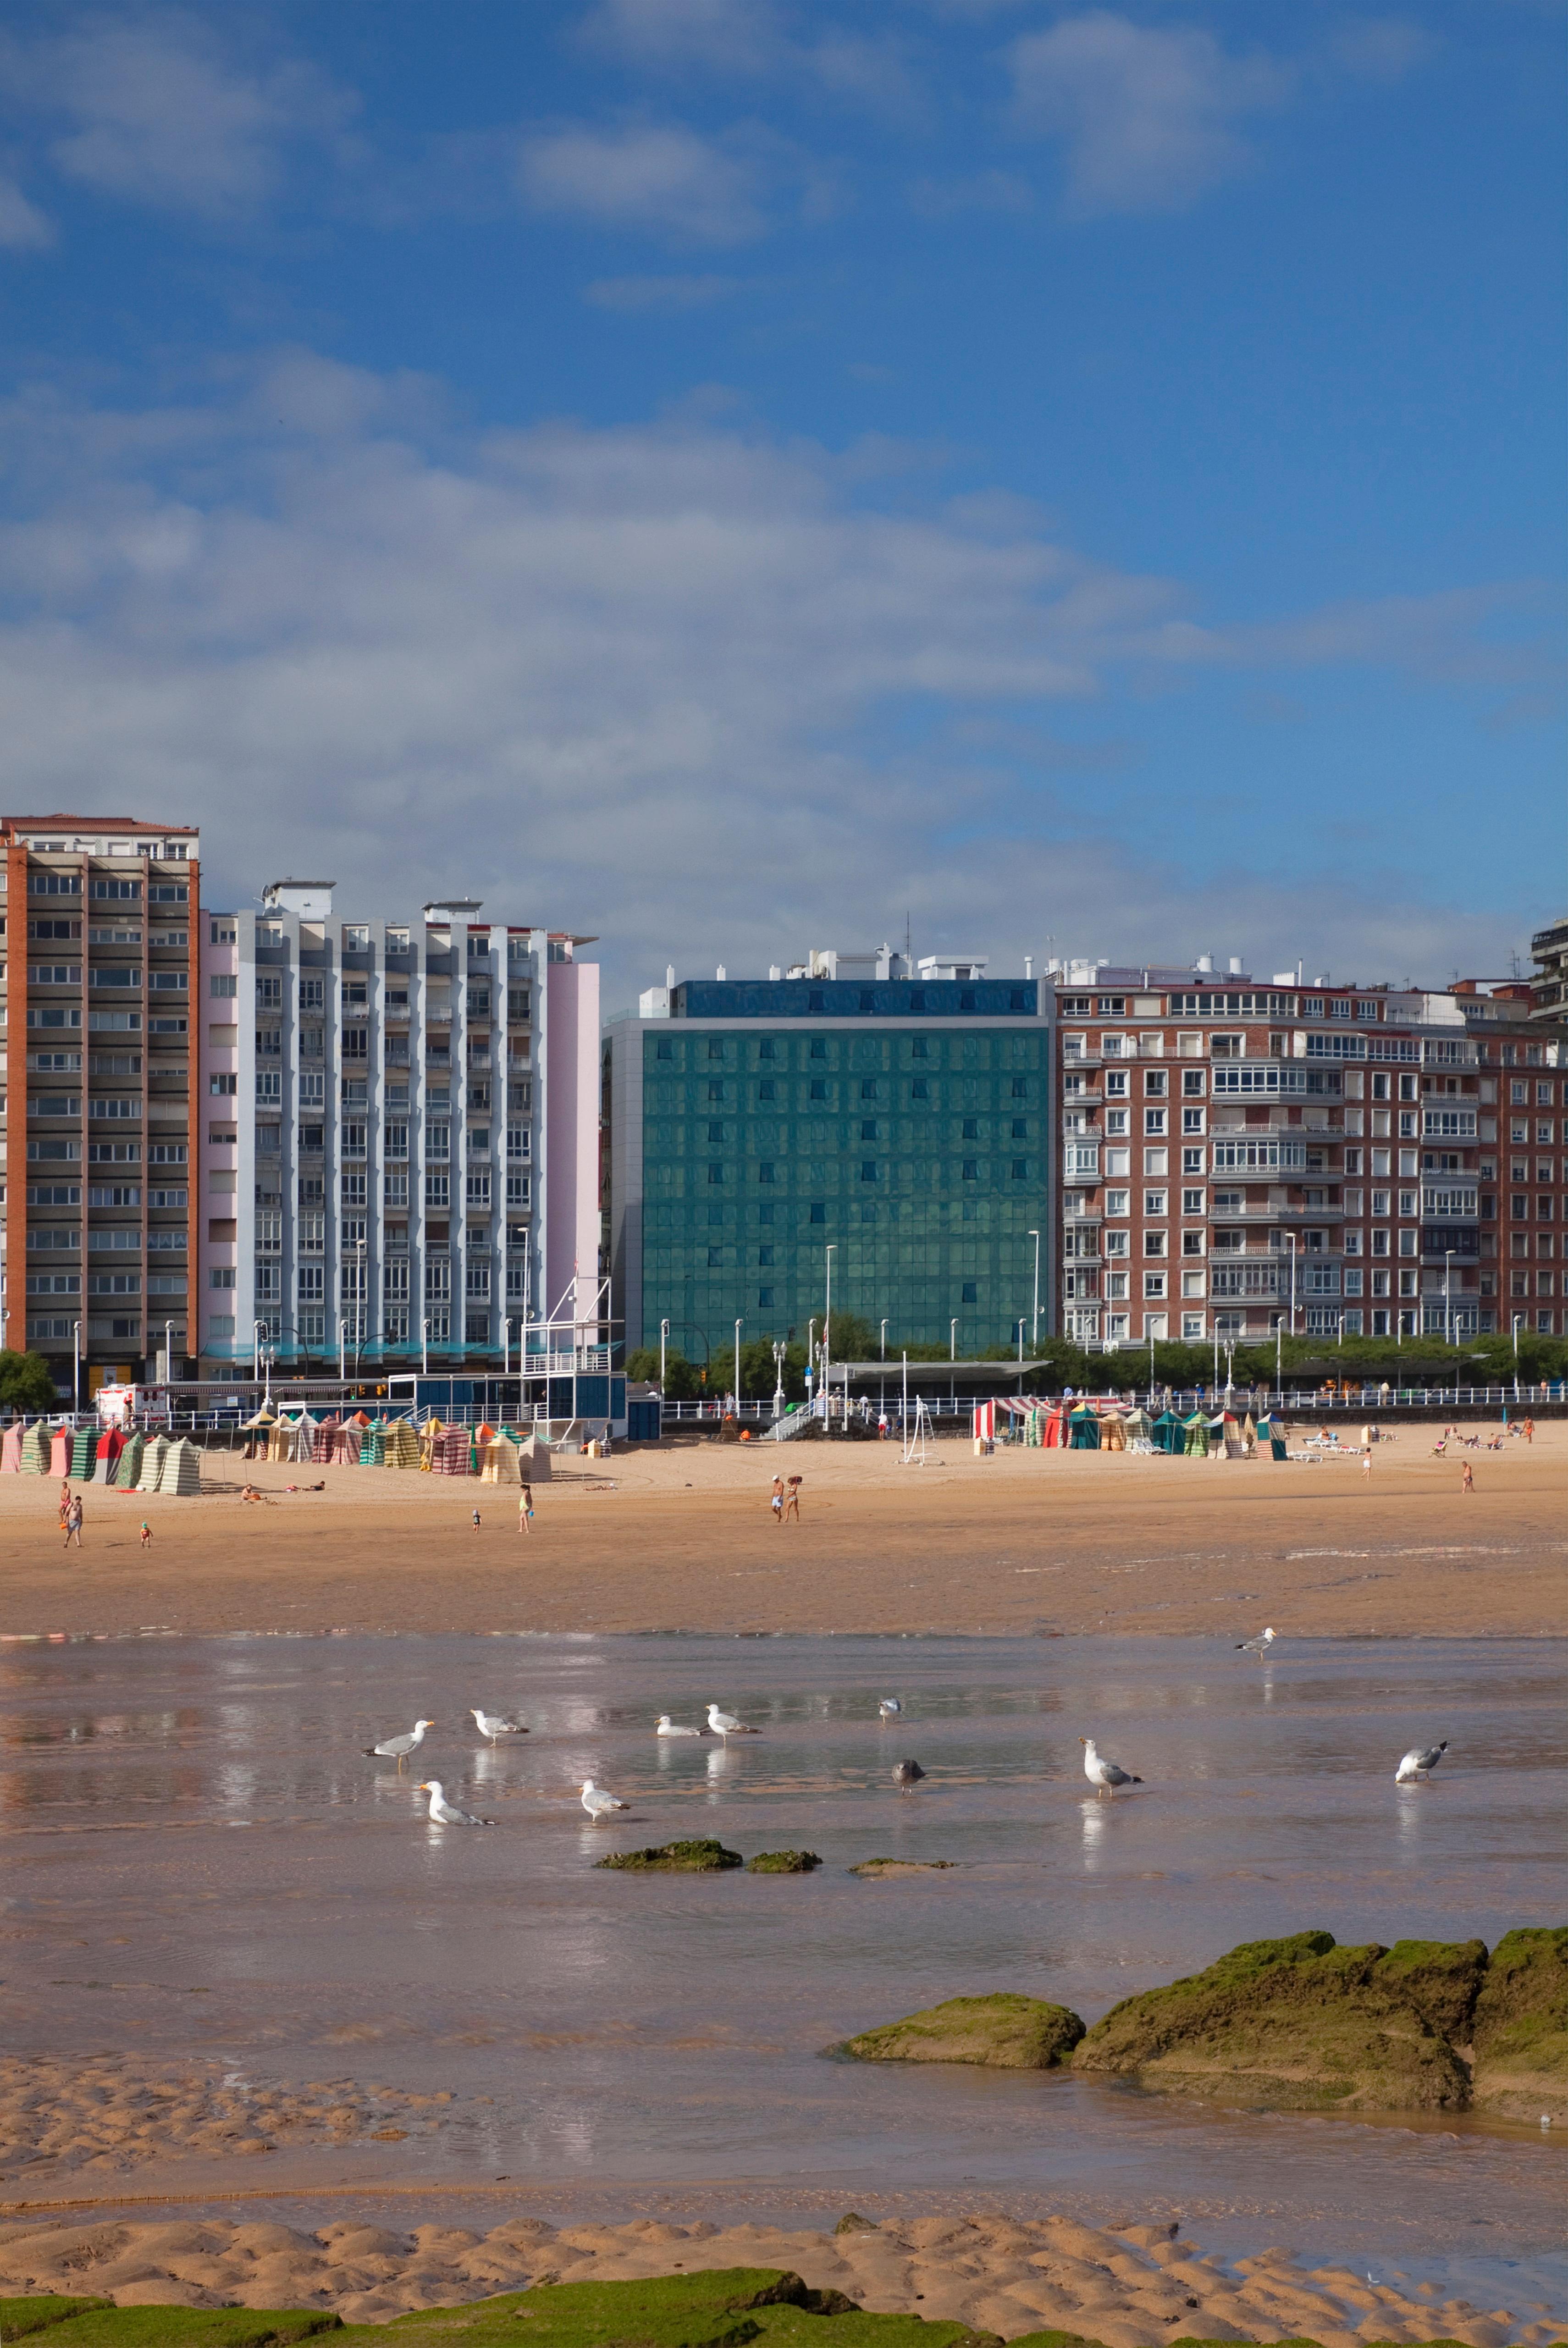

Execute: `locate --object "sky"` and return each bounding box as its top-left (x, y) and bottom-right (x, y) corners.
top-left (0, 0), bottom-right (1562, 1003)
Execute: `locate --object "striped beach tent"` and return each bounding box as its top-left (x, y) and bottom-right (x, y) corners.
top-left (50, 1428), bottom-right (73, 1477)
top-left (70, 1427), bottom-right (97, 1480)
top-left (383, 1419), bottom-right (420, 1469)
top-left (156, 1437), bottom-right (203, 1495)
top-left (21, 1422), bottom-right (49, 1474)
top-left (136, 1434), bottom-right (170, 1491)
top-left (1, 1425), bottom-right (22, 1473)
top-left (114, 1430), bottom-right (145, 1489)
top-left (431, 1425), bottom-right (470, 1475)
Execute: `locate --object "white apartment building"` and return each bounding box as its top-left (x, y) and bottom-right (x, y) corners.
top-left (198, 885), bottom-right (599, 1377)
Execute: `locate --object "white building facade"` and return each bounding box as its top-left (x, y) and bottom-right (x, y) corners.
top-left (198, 885), bottom-right (600, 1376)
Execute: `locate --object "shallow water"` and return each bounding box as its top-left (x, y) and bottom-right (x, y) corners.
top-left (2, 1632), bottom-right (1564, 2305)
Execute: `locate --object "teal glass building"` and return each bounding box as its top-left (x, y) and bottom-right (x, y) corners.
top-left (602, 966), bottom-right (1054, 1363)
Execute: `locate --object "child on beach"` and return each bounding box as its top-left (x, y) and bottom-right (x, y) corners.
top-left (518, 1482), bottom-right (534, 1533)
top-left (139, 1521), bottom-right (152, 1548)
top-left (472, 1507), bottom-right (482, 1532)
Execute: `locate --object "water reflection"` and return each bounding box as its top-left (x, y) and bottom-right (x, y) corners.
top-left (0, 1630), bottom-right (1562, 2274)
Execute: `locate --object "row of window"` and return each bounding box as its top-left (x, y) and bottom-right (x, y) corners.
top-left (25, 1140), bottom-right (187, 1163)
top-left (702, 1160), bottom-right (1036, 1185)
top-left (25, 1272), bottom-right (185, 1295)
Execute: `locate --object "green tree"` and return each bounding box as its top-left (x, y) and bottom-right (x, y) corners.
top-left (0, 1350), bottom-right (59, 1411)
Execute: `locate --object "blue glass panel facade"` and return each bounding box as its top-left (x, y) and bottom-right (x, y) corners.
top-left (628, 1020), bottom-right (1050, 1356)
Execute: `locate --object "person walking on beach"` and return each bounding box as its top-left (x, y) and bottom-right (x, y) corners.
top-left (1461, 1461), bottom-right (1474, 1495)
top-left (58, 1476), bottom-right (72, 1529)
top-left (471, 1506), bottom-right (482, 1532)
top-left (1362, 1451), bottom-right (1372, 1482)
top-left (518, 1481), bottom-right (534, 1534)
top-left (139, 1520), bottom-right (152, 1548)
top-left (784, 1474), bottom-right (802, 1521)
top-left (62, 1494), bottom-right (83, 1550)
top-left (1524, 1415), bottom-right (1534, 1445)
top-left (769, 1476), bottom-right (784, 1525)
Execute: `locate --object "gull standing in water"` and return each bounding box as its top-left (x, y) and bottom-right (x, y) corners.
top-left (892, 1759), bottom-right (926, 1790)
top-left (656, 1714), bottom-right (704, 1737)
top-left (471, 1708), bottom-right (527, 1745)
top-left (1396, 1739), bottom-right (1448, 1783)
top-left (706, 1703), bottom-right (760, 1738)
top-left (581, 1779), bottom-right (630, 1823)
top-left (363, 1719), bottom-right (436, 1771)
top-left (417, 1780), bottom-right (495, 1826)
top-left (1235, 1627), bottom-right (1276, 1657)
top-left (1081, 1736), bottom-right (1143, 1797)
top-left (878, 1697), bottom-right (903, 1722)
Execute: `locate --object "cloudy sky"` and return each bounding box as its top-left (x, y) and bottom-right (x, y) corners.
top-left (0, 1), bottom-right (1561, 999)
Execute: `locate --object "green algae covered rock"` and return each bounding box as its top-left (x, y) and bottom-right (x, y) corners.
top-left (365, 2269), bottom-right (1002, 2348)
top-left (1470, 1924), bottom-right (1568, 2121)
top-left (747, 1850), bottom-right (823, 1873)
top-left (841, 1993), bottom-right (1086, 2071)
top-left (595, 1839), bottom-right (743, 1872)
top-left (0, 2300), bottom-right (115, 2339)
top-left (850, 1860), bottom-right (956, 1878)
top-left (1072, 1932), bottom-right (1479, 2111)
top-left (0, 2308), bottom-right (342, 2344)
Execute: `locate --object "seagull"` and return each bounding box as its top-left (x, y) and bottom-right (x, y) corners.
top-left (580, 1779), bottom-right (630, 1823)
top-left (471, 1707), bottom-right (527, 1744)
top-left (706, 1703), bottom-right (760, 1738)
top-left (1235, 1627), bottom-right (1276, 1657)
top-left (1395, 1739), bottom-right (1448, 1783)
top-left (417, 1779), bottom-right (494, 1826)
top-left (656, 1714), bottom-right (704, 1737)
top-left (878, 1697), bottom-right (903, 1722)
top-left (363, 1719), bottom-right (436, 1771)
top-left (1081, 1735), bottom-right (1143, 1797)
top-left (892, 1759), bottom-right (926, 1790)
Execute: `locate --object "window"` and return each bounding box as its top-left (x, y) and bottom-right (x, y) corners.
top-left (758, 1245), bottom-right (774, 1265)
top-left (759, 1079), bottom-right (775, 1100)
top-left (1182, 1188), bottom-right (1204, 1215)
top-left (961, 1282), bottom-right (977, 1304)
top-left (1182, 1069), bottom-right (1205, 1096)
top-left (961, 1116), bottom-right (979, 1139)
top-left (810, 1202), bottom-right (825, 1223)
top-left (758, 1162), bottom-right (775, 1182)
top-left (707, 1163), bottom-right (723, 1183)
top-left (708, 1121), bottom-right (724, 1142)
top-left (962, 1160), bottom-right (978, 1180)
top-left (758, 1286), bottom-right (774, 1307)
top-left (1144, 1108), bottom-right (1167, 1135)
top-left (757, 1038), bottom-right (775, 1059)
top-left (708, 1080), bottom-right (723, 1101)
top-left (1143, 1148), bottom-right (1168, 1176)
top-left (861, 1161), bottom-right (878, 1182)
top-left (1143, 1271), bottom-right (1167, 1298)
top-left (810, 1039), bottom-right (826, 1058)
top-left (1182, 1107), bottom-right (1205, 1134)
top-left (911, 1037), bottom-right (928, 1058)
top-left (1182, 1231), bottom-right (1204, 1257)
top-left (1144, 1070), bottom-right (1167, 1097)
top-left (425, 1171), bottom-right (450, 1208)
top-left (1144, 1189), bottom-right (1167, 1216)
top-left (861, 1079), bottom-right (878, 1100)
top-left (1010, 1118), bottom-right (1027, 1139)
top-left (810, 1078), bottom-right (827, 1100)
top-left (655, 1037), bottom-right (673, 1060)
top-left (1104, 1070), bottom-right (1128, 1099)
top-left (1011, 1160), bottom-right (1027, 1179)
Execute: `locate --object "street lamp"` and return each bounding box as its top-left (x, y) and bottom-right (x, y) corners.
top-left (421, 1315), bottom-right (430, 1376)
top-left (164, 1321), bottom-right (174, 1389)
top-left (72, 1319), bottom-right (82, 1417)
top-left (502, 1316), bottom-right (512, 1377)
top-left (1027, 1227), bottom-right (1040, 1352)
top-left (772, 1338), bottom-right (787, 1419)
top-left (1512, 1312), bottom-right (1523, 1401)
top-left (823, 1246), bottom-right (834, 1383)
top-left (659, 1317), bottom-right (669, 1388)
top-left (1016, 1317), bottom-right (1026, 1365)
top-left (1444, 1248), bottom-right (1455, 1346)
top-left (950, 1318), bottom-right (958, 1361)
top-left (1286, 1232), bottom-right (1298, 1335)
top-left (734, 1317), bottom-right (743, 1412)
top-left (806, 1318), bottom-right (817, 1416)
top-left (879, 1317), bottom-right (889, 1361)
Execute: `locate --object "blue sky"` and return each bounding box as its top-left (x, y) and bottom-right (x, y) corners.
top-left (0, 0), bottom-right (1562, 997)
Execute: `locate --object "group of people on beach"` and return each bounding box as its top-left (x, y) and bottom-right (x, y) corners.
top-left (769, 1475), bottom-right (803, 1523)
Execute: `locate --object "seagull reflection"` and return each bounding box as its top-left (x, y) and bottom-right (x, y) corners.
top-left (705, 1742), bottom-right (730, 1783)
top-left (1080, 1800), bottom-right (1108, 1862)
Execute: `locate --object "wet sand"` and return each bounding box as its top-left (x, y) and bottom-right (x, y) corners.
top-left (0, 2205), bottom-right (1559, 2344)
top-left (3, 1419), bottom-right (1564, 1640)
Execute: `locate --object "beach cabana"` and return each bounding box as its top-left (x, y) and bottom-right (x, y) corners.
top-left (70, 1426), bottom-right (97, 1481)
top-left (50, 1428), bottom-right (72, 1477)
top-left (480, 1434), bottom-right (520, 1483)
top-left (136, 1434), bottom-right (170, 1491)
top-left (431, 1425), bottom-right (470, 1475)
top-left (95, 1427), bottom-right (123, 1480)
top-left (1068, 1404), bottom-right (1100, 1450)
top-left (1151, 1409), bottom-right (1184, 1454)
top-left (1, 1425), bottom-right (22, 1474)
top-left (1182, 1410), bottom-right (1209, 1458)
top-left (514, 1431), bottom-right (552, 1482)
top-left (156, 1437), bottom-right (203, 1495)
top-left (1099, 1409), bottom-right (1126, 1453)
top-left (113, 1430), bottom-right (145, 1489)
top-left (1258, 1414), bottom-right (1288, 1461)
top-left (383, 1419), bottom-right (420, 1470)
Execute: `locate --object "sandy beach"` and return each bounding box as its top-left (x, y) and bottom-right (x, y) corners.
top-left (0, 2204), bottom-right (1558, 2344)
top-left (3, 1418), bottom-right (1564, 1641)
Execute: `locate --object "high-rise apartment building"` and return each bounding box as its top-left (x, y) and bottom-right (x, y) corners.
top-left (2, 813), bottom-right (199, 1392)
top-left (198, 886), bottom-right (599, 1376)
top-left (1531, 914), bottom-right (1568, 1023)
top-left (603, 947), bottom-right (1051, 1361)
top-left (1046, 958), bottom-right (1566, 1346)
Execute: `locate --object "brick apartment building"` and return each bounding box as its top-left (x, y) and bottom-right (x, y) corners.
top-left (2, 813), bottom-right (199, 1392)
top-left (1046, 959), bottom-right (1567, 1348)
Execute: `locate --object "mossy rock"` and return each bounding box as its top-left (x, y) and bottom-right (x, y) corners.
top-left (748, 1850), bottom-right (823, 1873)
top-left (850, 1860), bottom-right (956, 1878)
top-left (595, 1839), bottom-right (743, 1872)
top-left (841, 1993), bottom-right (1086, 2070)
top-left (1470, 1924), bottom-right (1568, 2121)
top-left (360, 2269), bottom-right (999, 2348)
top-left (1072, 1932), bottom-right (1478, 2111)
top-left (0, 2307), bottom-right (341, 2345)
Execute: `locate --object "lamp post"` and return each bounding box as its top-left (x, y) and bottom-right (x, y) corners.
top-left (734, 1317), bottom-right (743, 1414)
top-left (1337, 1312), bottom-right (1344, 1348)
top-left (823, 1246), bottom-right (834, 1387)
top-left (1287, 1232), bottom-right (1298, 1334)
top-left (950, 1318), bottom-right (957, 1361)
top-left (1027, 1227), bottom-right (1041, 1353)
top-left (1444, 1249), bottom-right (1455, 1346)
top-left (72, 1319), bottom-right (82, 1417)
top-left (1512, 1312), bottom-right (1523, 1401)
top-left (1275, 1313), bottom-right (1282, 1405)
top-left (1016, 1317), bottom-right (1026, 1365)
top-left (879, 1317), bottom-right (889, 1361)
top-left (164, 1321), bottom-right (174, 1390)
top-left (806, 1317), bottom-right (817, 1417)
top-left (502, 1316), bottom-right (511, 1377)
top-left (421, 1315), bottom-right (429, 1376)
top-left (772, 1338), bottom-right (787, 1420)
top-left (659, 1317), bottom-right (669, 1388)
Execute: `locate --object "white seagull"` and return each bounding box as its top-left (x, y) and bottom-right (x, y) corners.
top-left (656, 1714), bottom-right (704, 1737)
top-left (1235, 1627), bottom-right (1276, 1657)
top-left (363, 1718), bottom-right (436, 1771)
top-left (471, 1707), bottom-right (527, 1744)
top-left (706, 1702), bottom-right (760, 1738)
top-left (580, 1779), bottom-right (630, 1823)
top-left (417, 1779), bottom-right (494, 1826)
top-left (1081, 1735), bottom-right (1143, 1797)
top-left (878, 1697), bottom-right (903, 1722)
top-left (1395, 1739), bottom-right (1448, 1783)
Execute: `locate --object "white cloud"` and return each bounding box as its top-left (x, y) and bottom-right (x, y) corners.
top-left (580, 0), bottom-right (924, 117)
top-left (0, 353), bottom-right (1542, 996)
top-left (1008, 12), bottom-right (1291, 215)
top-left (0, 168), bottom-right (52, 247)
top-left (518, 121), bottom-right (768, 244)
top-left (0, 10), bottom-right (355, 220)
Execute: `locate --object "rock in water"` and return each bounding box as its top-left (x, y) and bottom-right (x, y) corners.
top-left (595, 1839), bottom-right (743, 1872)
top-left (840, 1993), bottom-right (1085, 2070)
top-left (746, 1850), bottom-right (823, 1873)
top-left (1072, 1931), bottom-right (1479, 2111)
top-left (1470, 1925), bottom-right (1568, 2122)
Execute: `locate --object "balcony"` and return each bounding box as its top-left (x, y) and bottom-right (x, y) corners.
top-left (1061, 1083), bottom-right (1102, 1107)
top-left (1062, 1150), bottom-right (1100, 1186)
